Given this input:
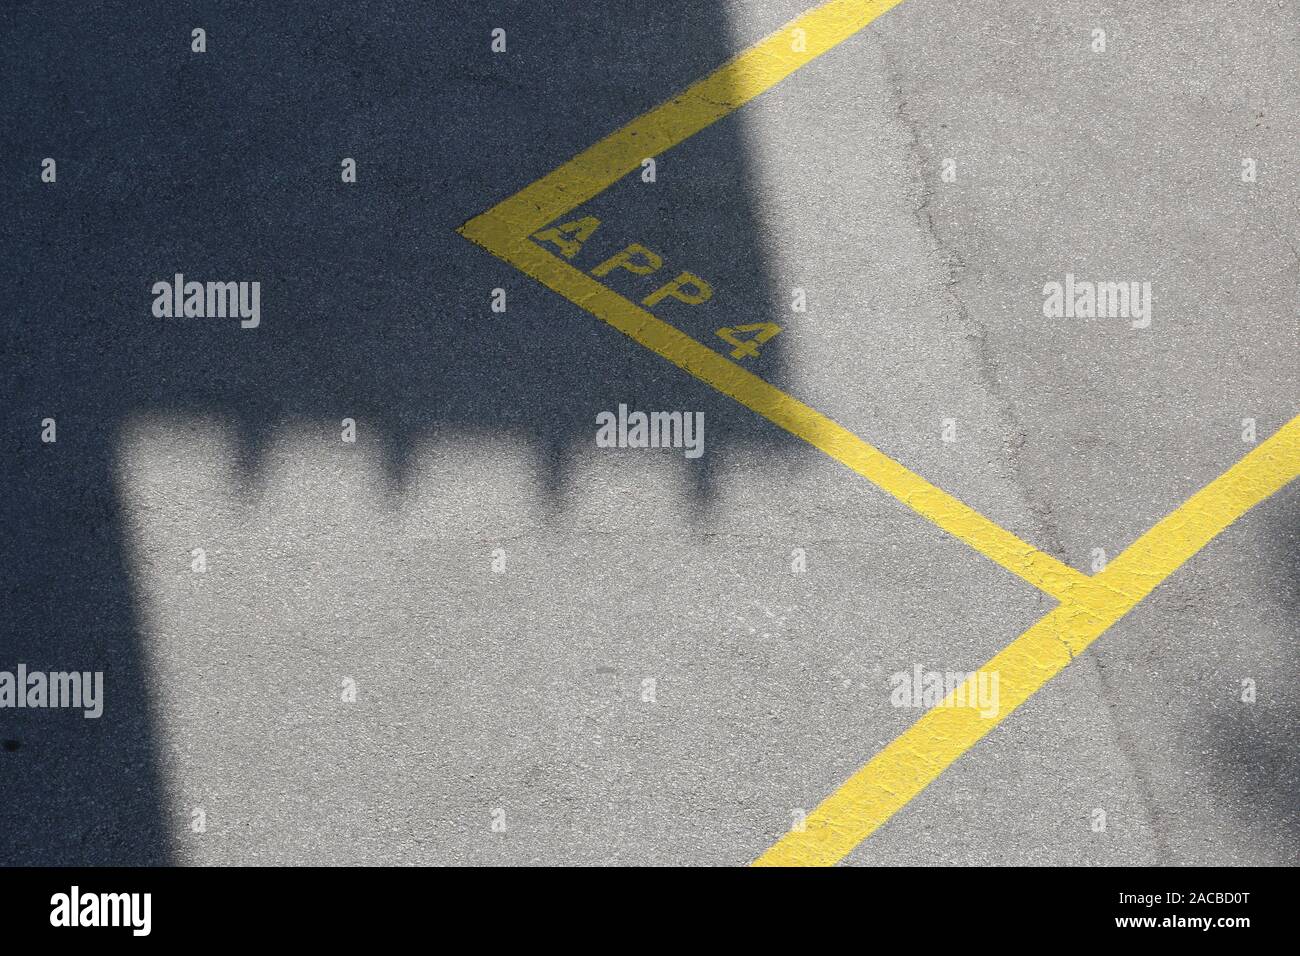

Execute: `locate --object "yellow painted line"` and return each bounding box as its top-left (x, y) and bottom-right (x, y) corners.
top-left (463, 0), bottom-right (909, 246)
top-left (755, 416), bottom-right (1300, 866)
top-left (457, 0), bottom-right (1300, 866)
top-left (1073, 416), bottom-right (1300, 630)
top-left (465, 234), bottom-right (1088, 602)
top-left (460, 0), bottom-right (1086, 604)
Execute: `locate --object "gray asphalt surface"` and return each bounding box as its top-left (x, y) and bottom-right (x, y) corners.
top-left (2, 0), bottom-right (1296, 865)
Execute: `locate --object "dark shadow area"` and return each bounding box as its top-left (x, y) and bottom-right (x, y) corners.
top-left (1199, 484), bottom-right (1300, 858)
top-left (1, 1), bottom-right (797, 862)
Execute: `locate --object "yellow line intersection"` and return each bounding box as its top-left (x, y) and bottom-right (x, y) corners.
top-left (756, 419), bottom-right (1299, 865)
top-left (458, 0), bottom-right (1300, 865)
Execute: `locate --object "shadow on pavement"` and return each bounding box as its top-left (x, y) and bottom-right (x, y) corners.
top-left (0, 1), bottom-right (795, 862)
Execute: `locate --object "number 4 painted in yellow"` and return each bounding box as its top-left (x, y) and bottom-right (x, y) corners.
top-left (715, 323), bottom-right (781, 360)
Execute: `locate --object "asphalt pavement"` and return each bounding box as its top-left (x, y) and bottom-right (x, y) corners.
top-left (2, 0), bottom-right (1296, 865)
